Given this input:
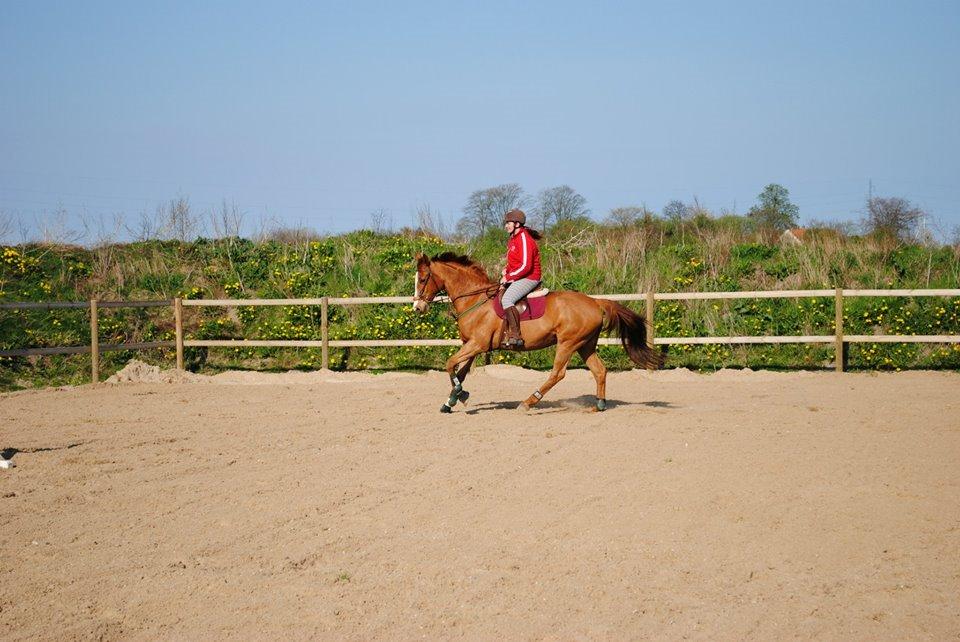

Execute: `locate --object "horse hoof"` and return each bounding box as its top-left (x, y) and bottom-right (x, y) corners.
top-left (457, 390), bottom-right (470, 404)
top-left (596, 399), bottom-right (607, 412)
top-left (440, 404), bottom-right (452, 414)
top-left (516, 402), bottom-right (529, 412)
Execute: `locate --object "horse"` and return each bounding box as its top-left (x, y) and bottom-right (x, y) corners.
top-left (413, 252), bottom-right (664, 413)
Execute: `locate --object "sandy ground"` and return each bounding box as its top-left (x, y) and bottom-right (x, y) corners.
top-left (1, 362), bottom-right (959, 640)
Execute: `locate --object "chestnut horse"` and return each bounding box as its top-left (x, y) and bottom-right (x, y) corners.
top-left (413, 252), bottom-right (663, 413)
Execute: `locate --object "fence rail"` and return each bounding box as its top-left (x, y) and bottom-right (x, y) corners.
top-left (3, 288), bottom-right (959, 382)
top-left (0, 341), bottom-right (174, 358)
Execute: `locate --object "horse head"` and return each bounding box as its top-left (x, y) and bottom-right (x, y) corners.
top-left (413, 253), bottom-right (444, 312)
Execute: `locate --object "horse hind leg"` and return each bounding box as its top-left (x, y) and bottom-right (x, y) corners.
top-left (519, 342), bottom-right (578, 411)
top-left (578, 344), bottom-right (607, 412)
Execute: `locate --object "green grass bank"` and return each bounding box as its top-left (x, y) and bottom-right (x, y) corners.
top-left (2, 220), bottom-right (959, 390)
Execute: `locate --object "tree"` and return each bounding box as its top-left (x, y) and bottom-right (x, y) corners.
top-left (687, 196), bottom-right (712, 224)
top-left (209, 199), bottom-right (246, 239)
top-left (37, 205), bottom-right (82, 245)
top-left (533, 185), bottom-right (590, 229)
top-left (863, 196), bottom-right (925, 242)
top-left (662, 200), bottom-right (690, 225)
top-left (456, 183), bottom-right (527, 238)
top-left (662, 200), bottom-right (692, 243)
top-left (0, 210), bottom-right (14, 243)
top-left (414, 203), bottom-right (446, 237)
top-left (129, 195), bottom-right (201, 242)
top-left (747, 184), bottom-right (799, 231)
top-left (604, 205), bottom-right (650, 228)
top-left (166, 195), bottom-right (199, 242)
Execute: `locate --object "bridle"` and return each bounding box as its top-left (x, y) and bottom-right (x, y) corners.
top-left (414, 265), bottom-right (441, 306)
top-left (414, 264), bottom-right (501, 320)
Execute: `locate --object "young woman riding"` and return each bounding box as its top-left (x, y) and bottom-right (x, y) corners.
top-left (499, 208), bottom-right (542, 349)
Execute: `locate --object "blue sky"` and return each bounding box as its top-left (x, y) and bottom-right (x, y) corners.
top-left (2, 1), bottom-right (958, 241)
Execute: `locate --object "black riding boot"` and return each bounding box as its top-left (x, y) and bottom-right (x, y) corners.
top-left (503, 306), bottom-right (524, 349)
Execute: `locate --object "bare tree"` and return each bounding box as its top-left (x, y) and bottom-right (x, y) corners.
top-left (209, 199), bottom-right (246, 239)
top-left (251, 211), bottom-right (277, 243)
top-left (14, 212), bottom-right (31, 244)
top-left (266, 224), bottom-right (321, 244)
top-left (0, 210), bottom-right (13, 243)
top-left (663, 199), bottom-right (692, 244)
top-left (37, 205), bottom-right (82, 245)
top-left (662, 199), bottom-right (690, 225)
top-left (368, 208), bottom-right (393, 234)
top-left (456, 183), bottom-right (527, 238)
top-left (79, 211), bottom-right (125, 247)
top-left (125, 196), bottom-right (201, 242)
top-left (807, 218), bottom-right (857, 237)
top-left (167, 196), bottom-right (198, 242)
top-left (687, 197), bottom-right (715, 240)
top-left (604, 205), bottom-right (650, 228)
top-left (688, 196), bottom-right (712, 221)
top-left (126, 205), bottom-right (166, 241)
top-left (414, 203), bottom-right (446, 237)
top-left (533, 185), bottom-right (589, 229)
top-left (863, 196), bottom-right (925, 242)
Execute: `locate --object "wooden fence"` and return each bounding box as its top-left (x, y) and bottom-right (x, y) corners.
top-left (3, 288), bottom-right (959, 382)
top-left (0, 300), bottom-right (174, 382)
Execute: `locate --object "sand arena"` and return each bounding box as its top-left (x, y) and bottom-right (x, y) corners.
top-left (1, 362), bottom-right (958, 639)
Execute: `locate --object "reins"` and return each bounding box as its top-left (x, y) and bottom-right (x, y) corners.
top-left (449, 285), bottom-right (500, 321)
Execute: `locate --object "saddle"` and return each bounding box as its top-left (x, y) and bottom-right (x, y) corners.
top-left (492, 288), bottom-right (550, 321)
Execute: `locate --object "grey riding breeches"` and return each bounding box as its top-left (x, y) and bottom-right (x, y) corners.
top-left (502, 278), bottom-right (540, 308)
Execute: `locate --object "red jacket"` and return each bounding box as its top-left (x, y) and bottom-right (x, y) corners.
top-left (505, 227), bottom-right (541, 281)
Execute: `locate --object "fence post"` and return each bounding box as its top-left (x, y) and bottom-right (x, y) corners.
top-left (321, 296), bottom-right (329, 369)
top-left (174, 297), bottom-right (184, 370)
top-left (834, 287), bottom-right (846, 372)
top-left (645, 290), bottom-right (656, 350)
top-left (90, 299), bottom-right (99, 383)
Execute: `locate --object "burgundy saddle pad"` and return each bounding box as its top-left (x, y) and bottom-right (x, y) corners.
top-left (492, 294), bottom-right (547, 321)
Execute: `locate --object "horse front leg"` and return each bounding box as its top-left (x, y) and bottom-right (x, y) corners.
top-left (442, 355), bottom-right (477, 412)
top-left (440, 343), bottom-right (483, 414)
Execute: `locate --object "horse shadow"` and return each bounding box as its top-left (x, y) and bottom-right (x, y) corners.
top-left (463, 396), bottom-right (676, 414)
top-left (2, 442), bottom-right (84, 462)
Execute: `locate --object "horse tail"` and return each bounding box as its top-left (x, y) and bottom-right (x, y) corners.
top-left (598, 299), bottom-right (665, 370)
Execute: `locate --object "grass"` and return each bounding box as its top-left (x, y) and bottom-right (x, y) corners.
top-left (2, 219), bottom-right (959, 389)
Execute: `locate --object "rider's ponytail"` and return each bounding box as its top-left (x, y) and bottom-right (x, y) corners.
top-left (526, 227), bottom-right (542, 240)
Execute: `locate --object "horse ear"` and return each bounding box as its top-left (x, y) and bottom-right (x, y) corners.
top-left (415, 252), bottom-right (429, 265)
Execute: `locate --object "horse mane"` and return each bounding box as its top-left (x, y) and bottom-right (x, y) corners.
top-left (430, 252), bottom-right (492, 282)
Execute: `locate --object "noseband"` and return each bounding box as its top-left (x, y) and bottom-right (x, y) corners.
top-left (414, 266), bottom-right (442, 304)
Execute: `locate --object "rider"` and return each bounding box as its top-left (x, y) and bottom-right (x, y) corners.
top-left (500, 208), bottom-right (542, 349)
